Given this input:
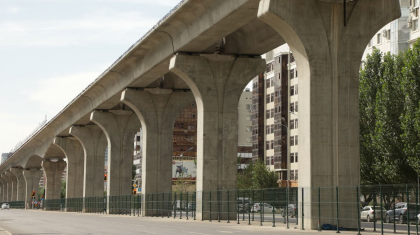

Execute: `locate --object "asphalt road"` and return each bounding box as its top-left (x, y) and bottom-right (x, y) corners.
top-left (0, 209), bottom-right (419, 235)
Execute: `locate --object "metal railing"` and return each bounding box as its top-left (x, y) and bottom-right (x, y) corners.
top-left (2, 184), bottom-right (419, 235)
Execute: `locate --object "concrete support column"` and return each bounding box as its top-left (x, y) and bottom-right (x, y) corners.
top-left (0, 179), bottom-right (5, 202)
top-left (170, 54), bottom-right (265, 220)
top-left (53, 137), bottom-right (84, 199)
top-left (23, 169), bottom-right (43, 209)
top-left (90, 110), bottom-right (140, 213)
top-left (121, 88), bottom-right (195, 216)
top-left (5, 171), bottom-right (17, 201)
top-left (257, 0), bottom-right (400, 229)
top-left (1, 174), bottom-right (11, 202)
top-left (10, 168), bottom-right (25, 201)
top-left (69, 125), bottom-right (107, 198)
top-left (43, 159), bottom-right (66, 200)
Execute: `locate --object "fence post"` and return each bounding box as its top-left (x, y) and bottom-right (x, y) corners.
top-left (284, 188), bottom-right (287, 224)
top-left (227, 190), bottom-right (230, 223)
top-left (209, 190), bottom-right (212, 222)
top-left (218, 190), bottom-right (221, 223)
top-left (260, 190), bottom-right (263, 226)
top-left (174, 192), bottom-right (177, 219)
top-left (374, 189), bottom-right (377, 231)
top-left (286, 188), bottom-right (289, 229)
top-left (237, 189), bottom-right (240, 224)
top-left (318, 187), bottom-right (321, 232)
top-left (336, 186), bottom-right (340, 233)
top-left (357, 186), bottom-right (361, 235)
top-left (302, 187), bottom-right (305, 230)
top-left (248, 189), bottom-right (251, 225)
top-left (416, 185), bottom-right (418, 235)
top-left (186, 191), bottom-right (189, 220)
top-left (180, 192), bottom-right (183, 220)
top-left (252, 189), bottom-right (254, 222)
top-left (407, 185), bottom-right (410, 235)
top-left (380, 185), bottom-right (384, 235)
top-left (393, 191), bottom-right (396, 233)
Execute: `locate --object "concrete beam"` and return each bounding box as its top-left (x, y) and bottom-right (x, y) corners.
top-left (170, 54), bottom-right (265, 220)
top-left (258, 0), bottom-right (401, 229)
top-left (1, 173), bottom-right (11, 202)
top-left (5, 171), bottom-right (17, 202)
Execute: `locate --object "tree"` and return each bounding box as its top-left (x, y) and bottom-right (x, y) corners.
top-left (360, 44), bottom-right (420, 185)
top-left (61, 181), bottom-right (66, 199)
top-left (237, 160), bottom-right (278, 189)
top-left (38, 186), bottom-right (44, 200)
top-left (401, 40), bottom-right (420, 175)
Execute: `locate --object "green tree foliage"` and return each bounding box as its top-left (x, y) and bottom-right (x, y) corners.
top-left (61, 181), bottom-right (66, 199)
top-left (360, 41), bottom-right (420, 185)
top-left (237, 160), bottom-right (278, 189)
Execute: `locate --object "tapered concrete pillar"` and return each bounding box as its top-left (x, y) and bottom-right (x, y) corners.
top-left (69, 125), bottom-right (107, 198)
top-left (5, 171), bottom-right (17, 201)
top-left (121, 88), bottom-right (195, 216)
top-left (53, 137), bottom-right (84, 199)
top-left (90, 110), bottom-right (140, 213)
top-left (1, 174), bottom-right (11, 202)
top-left (43, 159), bottom-right (66, 200)
top-left (10, 168), bottom-right (25, 201)
top-left (23, 169), bottom-right (43, 209)
top-left (170, 54), bottom-right (265, 220)
top-left (0, 178), bottom-right (5, 202)
top-left (257, 0), bottom-right (400, 229)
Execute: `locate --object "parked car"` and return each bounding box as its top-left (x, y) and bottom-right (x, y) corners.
top-left (1, 203), bottom-right (9, 210)
top-left (251, 203), bottom-right (277, 213)
top-left (238, 203), bottom-right (251, 213)
top-left (360, 206), bottom-right (386, 222)
top-left (282, 204), bottom-right (298, 218)
top-left (385, 202), bottom-right (420, 224)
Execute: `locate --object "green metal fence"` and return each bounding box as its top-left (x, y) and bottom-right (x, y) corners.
top-left (2, 184), bottom-right (420, 234)
top-left (0, 201), bottom-right (25, 209)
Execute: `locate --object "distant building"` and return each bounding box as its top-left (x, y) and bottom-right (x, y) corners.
top-left (1, 153), bottom-right (11, 164)
top-left (237, 89), bottom-right (253, 172)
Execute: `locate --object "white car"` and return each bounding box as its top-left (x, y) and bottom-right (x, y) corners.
top-left (361, 206), bottom-right (386, 222)
top-left (1, 203), bottom-right (9, 210)
top-left (418, 213), bottom-right (420, 224)
top-left (251, 203), bottom-right (277, 213)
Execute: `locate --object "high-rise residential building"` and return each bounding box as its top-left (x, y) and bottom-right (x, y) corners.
top-left (237, 89), bottom-right (253, 171)
top-left (252, 44), bottom-right (299, 187)
top-left (363, 0), bottom-right (419, 58)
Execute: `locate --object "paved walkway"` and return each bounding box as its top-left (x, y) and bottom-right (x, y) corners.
top-left (0, 209), bottom-right (417, 235)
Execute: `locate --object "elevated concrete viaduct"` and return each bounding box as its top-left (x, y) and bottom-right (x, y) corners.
top-left (0, 0), bottom-right (400, 229)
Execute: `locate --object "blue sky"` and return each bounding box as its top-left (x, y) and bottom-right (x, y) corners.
top-left (0, 0), bottom-right (181, 153)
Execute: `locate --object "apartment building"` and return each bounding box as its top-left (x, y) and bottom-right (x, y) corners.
top-left (363, 0), bottom-right (419, 58)
top-left (237, 89), bottom-right (253, 171)
top-left (252, 44), bottom-right (299, 187)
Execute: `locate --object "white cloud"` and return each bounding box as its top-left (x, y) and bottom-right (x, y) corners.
top-left (28, 72), bottom-right (100, 119)
top-left (0, 9), bottom-right (159, 48)
top-left (6, 7), bottom-right (20, 14)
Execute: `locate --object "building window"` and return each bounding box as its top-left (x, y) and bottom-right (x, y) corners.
top-left (271, 140), bottom-right (274, 149)
top-left (290, 103), bottom-right (295, 112)
top-left (246, 126), bottom-right (252, 132)
top-left (291, 153), bottom-right (295, 163)
top-left (246, 115), bottom-right (251, 121)
top-left (414, 19), bottom-right (419, 31)
top-left (295, 170), bottom-right (298, 180)
top-left (271, 109), bottom-right (274, 118)
top-left (246, 104), bottom-right (251, 110)
top-left (266, 94), bottom-right (270, 104)
top-left (266, 110), bottom-right (270, 119)
top-left (266, 125), bottom-right (270, 134)
top-left (290, 120), bottom-right (295, 130)
top-left (271, 93), bottom-right (274, 102)
top-left (270, 77), bottom-right (274, 87)
top-left (290, 170), bottom-right (295, 180)
top-left (136, 136), bottom-right (140, 141)
top-left (290, 86), bottom-right (294, 96)
top-left (266, 141), bottom-right (270, 150)
top-left (290, 136), bottom-right (295, 146)
top-left (290, 69), bottom-right (295, 79)
top-left (368, 40), bottom-right (372, 47)
top-left (295, 152), bottom-right (298, 163)
top-left (295, 102), bottom-right (298, 112)
top-left (295, 119), bottom-right (298, 129)
top-left (266, 157), bottom-right (270, 166)
top-left (270, 124), bottom-right (274, 133)
top-left (377, 34), bottom-right (381, 44)
top-left (295, 135), bottom-right (298, 145)
top-left (271, 157), bottom-right (274, 165)
top-left (295, 84), bottom-right (298, 95)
